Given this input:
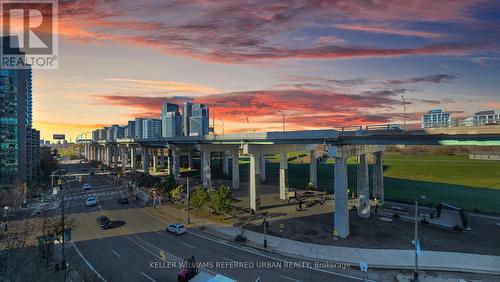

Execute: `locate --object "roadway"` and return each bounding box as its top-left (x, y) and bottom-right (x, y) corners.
top-left (61, 162), bottom-right (386, 282)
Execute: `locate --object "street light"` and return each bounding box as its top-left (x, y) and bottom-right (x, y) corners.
top-left (414, 194), bottom-right (426, 281)
top-left (218, 119), bottom-right (224, 135)
top-left (278, 110), bottom-right (285, 132)
top-left (401, 95), bottom-right (406, 128)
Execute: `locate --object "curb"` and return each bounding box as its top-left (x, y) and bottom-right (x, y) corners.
top-left (197, 227), bottom-right (500, 276)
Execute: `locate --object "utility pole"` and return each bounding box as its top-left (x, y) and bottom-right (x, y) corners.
top-left (59, 175), bottom-right (67, 280)
top-left (219, 119), bottom-right (224, 135)
top-left (263, 217), bottom-right (267, 248)
top-left (402, 95), bottom-right (406, 128)
top-left (278, 110), bottom-right (285, 132)
top-left (186, 177), bottom-right (190, 224)
top-left (414, 199), bottom-right (418, 281)
top-left (414, 195), bottom-right (425, 281)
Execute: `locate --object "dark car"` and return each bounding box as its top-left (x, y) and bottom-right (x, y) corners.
top-left (96, 216), bottom-right (111, 229)
top-left (118, 196), bottom-right (129, 204)
top-left (89, 171), bottom-right (95, 175)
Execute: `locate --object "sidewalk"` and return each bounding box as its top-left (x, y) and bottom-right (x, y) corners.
top-left (205, 225), bottom-right (500, 275)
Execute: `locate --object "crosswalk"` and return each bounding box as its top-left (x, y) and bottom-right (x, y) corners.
top-left (65, 189), bottom-right (125, 200)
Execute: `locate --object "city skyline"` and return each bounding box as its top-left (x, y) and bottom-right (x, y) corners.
top-left (22, 0), bottom-right (500, 141)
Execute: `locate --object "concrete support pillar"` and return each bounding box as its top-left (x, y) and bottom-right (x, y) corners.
top-left (309, 150), bottom-right (317, 189)
top-left (249, 154), bottom-right (261, 211)
top-left (97, 146), bottom-right (102, 162)
top-left (84, 145), bottom-right (88, 160)
top-left (201, 151), bottom-right (211, 188)
top-left (357, 154), bottom-right (370, 218)
top-left (231, 151), bottom-right (240, 189)
top-left (259, 154), bottom-right (266, 182)
top-left (152, 150), bottom-right (158, 172)
top-left (121, 147), bottom-right (127, 172)
top-left (142, 148), bottom-right (150, 175)
top-left (373, 151), bottom-right (384, 205)
top-left (172, 149), bottom-right (180, 181)
top-left (113, 146), bottom-right (119, 169)
top-left (106, 145), bottom-right (112, 167)
top-left (334, 157), bottom-right (349, 238)
top-left (279, 152), bottom-right (288, 200)
top-left (130, 147), bottom-right (136, 173)
top-left (159, 148), bottom-right (164, 168)
top-left (93, 146), bottom-right (97, 161)
top-left (167, 151), bottom-right (173, 175)
top-left (222, 152), bottom-right (229, 177)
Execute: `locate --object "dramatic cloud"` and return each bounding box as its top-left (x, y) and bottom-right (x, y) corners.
top-left (96, 86), bottom-right (407, 128)
top-left (334, 24), bottom-right (443, 39)
top-left (44, 0), bottom-right (499, 63)
top-left (385, 74), bottom-right (459, 85)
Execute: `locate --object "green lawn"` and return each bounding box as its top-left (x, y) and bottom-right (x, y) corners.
top-left (232, 153), bottom-right (500, 214)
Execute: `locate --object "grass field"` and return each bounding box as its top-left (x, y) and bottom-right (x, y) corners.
top-left (229, 153), bottom-right (500, 214)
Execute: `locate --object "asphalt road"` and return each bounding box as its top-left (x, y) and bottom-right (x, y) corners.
top-left (61, 162), bottom-right (382, 282)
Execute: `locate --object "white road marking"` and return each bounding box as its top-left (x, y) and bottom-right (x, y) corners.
top-left (72, 242), bottom-right (107, 282)
top-left (140, 272), bottom-right (157, 282)
top-left (222, 257), bottom-right (238, 263)
top-left (280, 275), bottom-right (303, 282)
top-left (112, 249), bottom-right (121, 258)
top-left (181, 242), bottom-right (195, 249)
top-left (187, 230), bottom-right (376, 282)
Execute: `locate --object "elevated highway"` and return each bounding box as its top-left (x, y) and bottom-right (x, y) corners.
top-left (76, 125), bottom-right (500, 238)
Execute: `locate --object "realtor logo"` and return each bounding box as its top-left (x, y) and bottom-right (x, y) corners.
top-left (1, 0), bottom-right (58, 69)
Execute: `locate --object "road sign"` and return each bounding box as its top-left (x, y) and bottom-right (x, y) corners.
top-left (53, 134), bottom-right (65, 140)
top-left (58, 179), bottom-right (63, 185)
top-left (360, 261), bottom-right (368, 272)
top-left (416, 240), bottom-right (421, 256)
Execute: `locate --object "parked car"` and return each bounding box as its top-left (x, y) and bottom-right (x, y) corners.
top-left (89, 171), bottom-right (95, 175)
top-left (118, 196), bottom-right (129, 204)
top-left (167, 223), bottom-right (187, 235)
top-left (82, 183), bottom-right (91, 190)
top-left (85, 196), bottom-right (97, 207)
top-left (96, 215), bottom-right (111, 229)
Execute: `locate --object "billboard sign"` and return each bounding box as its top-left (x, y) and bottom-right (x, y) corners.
top-left (52, 134), bottom-right (65, 140)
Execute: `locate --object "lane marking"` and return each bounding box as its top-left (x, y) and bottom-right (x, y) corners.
top-left (112, 249), bottom-right (121, 258)
top-left (140, 272), bottom-right (157, 282)
top-left (280, 275), bottom-right (303, 282)
top-left (127, 200), bottom-right (369, 280)
top-left (181, 242), bottom-right (195, 249)
top-left (187, 230), bottom-right (376, 282)
top-left (72, 242), bottom-right (107, 282)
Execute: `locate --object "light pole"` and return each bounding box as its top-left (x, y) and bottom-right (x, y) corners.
top-left (414, 194), bottom-right (425, 281)
top-left (278, 110), bottom-right (285, 132)
top-left (218, 119), bottom-right (224, 135)
top-left (186, 177), bottom-right (190, 224)
top-left (401, 95), bottom-right (406, 128)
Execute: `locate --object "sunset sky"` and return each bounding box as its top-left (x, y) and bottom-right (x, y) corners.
top-left (25, 0), bottom-right (500, 141)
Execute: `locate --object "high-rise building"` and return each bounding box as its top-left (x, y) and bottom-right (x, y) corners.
top-left (135, 118), bottom-right (145, 139)
top-left (126, 120), bottom-right (136, 138)
top-left (182, 102), bottom-right (193, 136)
top-left (0, 37), bottom-right (40, 189)
top-left (421, 109), bottom-right (451, 128)
top-left (97, 128), bottom-right (105, 140)
top-left (189, 104), bottom-right (210, 136)
top-left (143, 119), bottom-right (162, 139)
top-left (161, 102), bottom-right (182, 138)
top-left (92, 130), bottom-right (98, 142)
top-left (473, 110), bottom-right (500, 125)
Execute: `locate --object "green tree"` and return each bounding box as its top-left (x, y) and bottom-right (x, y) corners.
top-left (190, 186), bottom-right (208, 209)
top-left (170, 185), bottom-right (184, 204)
top-left (212, 185), bottom-right (234, 215)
